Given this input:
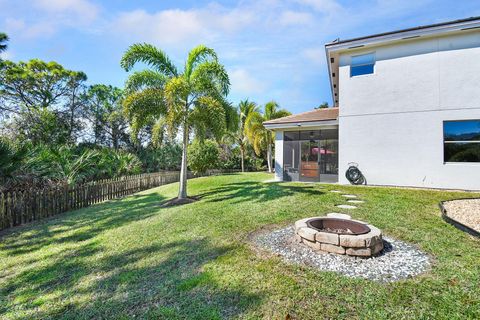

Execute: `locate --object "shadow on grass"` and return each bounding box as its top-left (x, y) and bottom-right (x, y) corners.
top-left (0, 192), bottom-right (167, 256)
top-left (197, 181), bottom-right (324, 204)
top-left (0, 238), bottom-right (262, 319)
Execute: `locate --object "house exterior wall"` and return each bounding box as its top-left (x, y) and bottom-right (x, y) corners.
top-left (274, 130), bottom-right (283, 181)
top-left (338, 31), bottom-right (480, 189)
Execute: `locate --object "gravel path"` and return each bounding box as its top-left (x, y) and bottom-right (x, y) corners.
top-left (443, 199), bottom-right (480, 232)
top-left (253, 226), bottom-right (430, 282)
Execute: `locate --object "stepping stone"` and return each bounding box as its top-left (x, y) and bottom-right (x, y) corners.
top-left (327, 212), bottom-right (352, 220)
top-left (347, 200), bottom-right (364, 204)
top-left (342, 194), bottom-right (357, 198)
top-left (330, 190), bottom-right (342, 193)
top-left (336, 204), bottom-right (357, 209)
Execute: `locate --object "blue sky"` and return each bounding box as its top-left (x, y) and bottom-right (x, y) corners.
top-left (1, 0), bottom-right (479, 114)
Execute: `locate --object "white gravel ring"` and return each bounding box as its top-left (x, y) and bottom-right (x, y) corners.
top-left (253, 226), bottom-right (431, 282)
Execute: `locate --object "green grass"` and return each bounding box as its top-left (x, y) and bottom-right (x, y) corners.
top-left (0, 173), bottom-right (479, 319)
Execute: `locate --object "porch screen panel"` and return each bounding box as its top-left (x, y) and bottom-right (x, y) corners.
top-left (283, 131), bottom-right (300, 181)
top-left (319, 129), bottom-right (338, 175)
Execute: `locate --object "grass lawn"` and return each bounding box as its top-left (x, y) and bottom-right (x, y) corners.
top-left (1, 172), bottom-right (479, 319)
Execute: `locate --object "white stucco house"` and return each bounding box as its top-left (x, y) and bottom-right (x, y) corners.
top-left (264, 17), bottom-right (480, 190)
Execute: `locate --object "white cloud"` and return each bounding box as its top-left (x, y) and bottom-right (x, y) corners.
top-left (1, 0), bottom-right (100, 40)
top-left (279, 10), bottom-right (314, 26)
top-left (33, 0), bottom-right (99, 24)
top-left (110, 5), bottom-right (254, 46)
top-left (294, 0), bottom-right (342, 14)
top-left (229, 68), bottom-right (267, 95)
top-left (302, 47), bottom-right (326, 65)
top-left (113, 9), bottom-right (202, 44)
top-left (4, 18), bottom-right (56, 39)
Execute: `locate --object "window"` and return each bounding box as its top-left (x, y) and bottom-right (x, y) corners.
top-left (350, 53), bottom-right (375, 77)
top-left (443, 120), bottom-right (480, 163)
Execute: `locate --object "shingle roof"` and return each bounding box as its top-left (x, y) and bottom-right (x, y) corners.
top-left (263, 107), bottom-right (339, 125)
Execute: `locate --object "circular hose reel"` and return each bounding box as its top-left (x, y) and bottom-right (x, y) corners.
top-left (345, 162), bottom-right (366, 185)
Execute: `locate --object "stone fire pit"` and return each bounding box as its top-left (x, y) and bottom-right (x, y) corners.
top-left (295, 215), bottom-right (383, 257)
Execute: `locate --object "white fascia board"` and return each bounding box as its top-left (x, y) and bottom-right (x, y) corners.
top-left (264, 120), bottom-right (339, 130)
top-left (325, 47), bottom-right (336, 107)
top-left (325, 19), bottom-right (480, 53)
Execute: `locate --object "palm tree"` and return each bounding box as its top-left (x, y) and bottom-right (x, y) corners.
top-left (0, 33), bottom-right (8, 55)
top-left (229, 99), bottom-right (258, 172)
top-left (245, 101), bottom-right (290, 173)
top-left (0, 138), bottom-right (28, 183)
top-left (121, 44), bottom-right (232, 200)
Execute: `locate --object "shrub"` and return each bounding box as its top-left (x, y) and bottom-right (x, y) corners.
top-left (218, 145), bottom-right (265, 171)
top-left (218, 144), bottom-right (241, 170)
top-left (137, 142), bottom-right (182, 172)
top-left (94, 148), bottom-right (142, 179)
top-left (187, 139), bottom-right (219, 174)
top-left (252, 157), bottom-right (266, 171)
top-left (25, 145), bottom-right (142, 185)
top-left (0, 138), bottom-right (28, 180)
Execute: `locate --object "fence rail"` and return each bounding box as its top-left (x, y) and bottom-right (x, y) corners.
top-left (0, 169), bottom-right (238, 232)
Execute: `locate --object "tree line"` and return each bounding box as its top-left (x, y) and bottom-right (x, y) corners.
top-left (0, 33), bottom-right (290, 199)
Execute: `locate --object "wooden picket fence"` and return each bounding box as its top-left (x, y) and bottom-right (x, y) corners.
top-left (0, 169), bottom-right (237, 232)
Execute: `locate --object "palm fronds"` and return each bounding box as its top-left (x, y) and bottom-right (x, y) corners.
top-left (124, 70), bottom-right (168, 94)
top-left (185, 45), bottom-right (217, 78)
top-left (120, 43), bottom-right (178, 76)
top-left (0, 33), bottom-right (8, 54)
top-left (244, 101), bottom-right (291, 172)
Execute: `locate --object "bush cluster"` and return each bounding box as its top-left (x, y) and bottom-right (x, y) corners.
top-left (0, 140), bottom-right (144, 191)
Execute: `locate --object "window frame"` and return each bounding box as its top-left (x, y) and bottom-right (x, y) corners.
top-left (350, 52), bottom-right (376, 77)
top-left (443, 119), bottom-right (480, 164)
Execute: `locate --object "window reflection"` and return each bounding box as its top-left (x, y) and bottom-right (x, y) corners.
top-left (443, 120), bottom-right (480, 162)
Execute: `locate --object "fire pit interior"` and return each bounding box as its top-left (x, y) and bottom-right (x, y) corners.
top-left (307, 218), bottom-right (371, 235)
top-left (295, 215), bottom-right (384, 257)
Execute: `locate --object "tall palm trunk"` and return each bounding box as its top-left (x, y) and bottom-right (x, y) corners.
top-left (267, 142), bottom-right (273, 173)
top-left (178, 120), bottom-right (188, 199)
top-left (240, 144), bottom-right (245, 172)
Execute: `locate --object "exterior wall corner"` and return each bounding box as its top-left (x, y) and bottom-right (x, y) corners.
top-left (274, 130), bottom-right (284, 181)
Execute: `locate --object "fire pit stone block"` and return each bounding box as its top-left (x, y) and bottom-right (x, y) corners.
top-left (297, 226), bottom-right (317, 242)
top-left (321, 243), bottom-right (346, 255)
top-left (371, 241), bottom-right (384, 255)
top-left (303, 239), bottom-right (321, 250)
top-left (294, 217), bottom-right (317, 232)
top-left (339, 235), bottom-right (366, 248)
top-left (294, 219), bottom-right (308, 232)
top-left (346, 247), bottom-right (372, 257)
top-left (294, 234), bottom-right (303, 243)
top-left (316, 231), bottom-right (339, 245)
